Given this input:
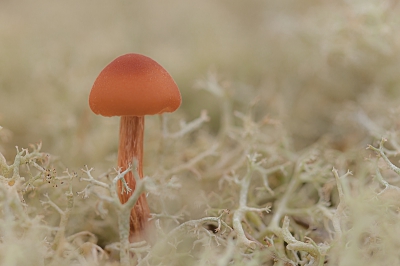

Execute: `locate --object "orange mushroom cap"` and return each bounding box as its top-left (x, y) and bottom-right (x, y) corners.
top-left (89, 53), bottom-right (181, 117)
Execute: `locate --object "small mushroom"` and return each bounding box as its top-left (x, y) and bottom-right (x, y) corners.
top-left (89, 53), bottom-right (181, 241)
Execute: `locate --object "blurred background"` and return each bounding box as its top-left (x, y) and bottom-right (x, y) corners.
top-left (1, 0), bottom-right (400, 168)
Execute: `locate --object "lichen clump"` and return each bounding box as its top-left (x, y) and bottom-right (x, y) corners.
top-left (2, 80), bottom-right (400, 265)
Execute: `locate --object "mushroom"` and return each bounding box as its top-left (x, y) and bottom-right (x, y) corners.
top-left (89, 53), bottom-right (181, 241)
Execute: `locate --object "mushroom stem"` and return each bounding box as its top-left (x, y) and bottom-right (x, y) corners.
top-left (118, 115), bottom-right (151, 242)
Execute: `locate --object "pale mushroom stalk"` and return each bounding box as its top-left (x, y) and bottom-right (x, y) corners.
top-left (118, 115), bottom-right (150, 242)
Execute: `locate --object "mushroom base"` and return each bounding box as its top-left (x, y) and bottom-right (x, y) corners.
top-left (117, 115), bottom-right (151, 242)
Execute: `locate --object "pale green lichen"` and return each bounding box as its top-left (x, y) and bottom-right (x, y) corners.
top-left (2, 85), bottom-right (400, 265)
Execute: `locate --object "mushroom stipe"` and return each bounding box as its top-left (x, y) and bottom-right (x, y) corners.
top-left (118, 115), bottom-right (151, 242)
